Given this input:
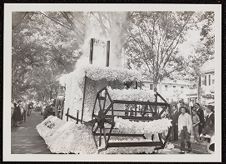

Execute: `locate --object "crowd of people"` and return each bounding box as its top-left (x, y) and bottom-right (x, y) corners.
top-left (11, 99), bottom-right (55, 127)
top-left (11, 97), bottom-right (65, 129)
top-left (166, 100), bottom-right (215, 154)
top-left (11, 100), bottom-right (34, 127)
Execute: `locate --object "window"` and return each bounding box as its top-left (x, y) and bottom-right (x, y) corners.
top-left (181, 86), bottom-right (184, 89)
top-left (209, 74), bottom-right (211, 86)
top-left (150, 84), bottom-right (153, 90)
top-left (173, 86), bottom-right (176, 88)
top-left (165, 85), bottom-right (168, 91)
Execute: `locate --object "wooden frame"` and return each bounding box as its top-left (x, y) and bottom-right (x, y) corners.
top-left (91, 87), bottom-right (172, 152)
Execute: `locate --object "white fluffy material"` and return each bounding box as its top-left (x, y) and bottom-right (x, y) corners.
top-left (107, 87), bottom-right (155, 102)
top-left (114, 117), bottom-right (172, 134)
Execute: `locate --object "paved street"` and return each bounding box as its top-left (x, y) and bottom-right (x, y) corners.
top-left (172, 140), bottom-right (209, 154)
top-left (11, 111), bottom-right (51, 154)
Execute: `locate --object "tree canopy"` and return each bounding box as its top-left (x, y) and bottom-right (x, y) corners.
top-left (12, 11), bottom-right (215, 101)
top-left (12, 12), bottom-right (85, 101)
top-left (124, 11), bottom-right (197, 89)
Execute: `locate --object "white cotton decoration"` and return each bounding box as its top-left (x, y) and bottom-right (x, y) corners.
top-left (114, 117), bottom-right (172, 134)
top-left (61, 65), bottom-right (142, 122)
top-left (107, 87), bottom-right (155, 102)
top-left (50, 123), bottom-right (98, 154)
top-left (48, 122), bottom-right (98, 154)
top-left (36, 116), bottom-right (170, 154)
top-left (36, 116), bottom-right (66, 141)
top-left (83, 65), bottom-right (142, 82)
top-left (37, 118), bottom-right (98, 154)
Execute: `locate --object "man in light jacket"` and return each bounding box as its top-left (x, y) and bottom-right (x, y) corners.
top-left (178, 106), bottom-right (192, 153)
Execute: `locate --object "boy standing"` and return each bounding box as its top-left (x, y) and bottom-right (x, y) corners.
top-left (178, 107), bottom-right (192, 154)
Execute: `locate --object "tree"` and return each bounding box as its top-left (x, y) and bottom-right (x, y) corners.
top-left (197, 11), bottom-right (215, 59)
top-left (12, 12), bottom-right (85, 101)
top-left (184, 11), bottom-right (215, 102)
top-left (124, 11), bottom-right (196, 90)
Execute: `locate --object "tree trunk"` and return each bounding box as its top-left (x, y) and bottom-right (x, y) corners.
top-left (197, 75), bottom-right (201, 103)
top-left (153, 80), bottom-right (158, 92)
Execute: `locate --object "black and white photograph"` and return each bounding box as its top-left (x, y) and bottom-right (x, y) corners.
top-left (3, 3), bottom-right (222, 162)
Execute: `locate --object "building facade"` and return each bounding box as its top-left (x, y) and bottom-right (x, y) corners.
top-left (141, 79), bottom-right (195, 104)
top-left (200, 59), bottom-right (214, 105)
top-left (141, 59), bottom-right (215, 106)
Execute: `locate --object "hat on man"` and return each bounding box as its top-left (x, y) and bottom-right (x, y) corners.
top-left (206, 105), bottom-right (214, 112)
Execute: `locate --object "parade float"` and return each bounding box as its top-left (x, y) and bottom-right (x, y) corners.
top-left (36, 38), bottom-right (172, 154)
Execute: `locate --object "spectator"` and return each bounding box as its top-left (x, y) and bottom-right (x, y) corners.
top-left (192, 109), bottom-right (200, 143)
top-left (201, 105), bottom-right (214, 138)
top-left (41, 102), bottom-right (46, 115)
top-left (27, 102), bottom-right (33, 116)
top-left (20, 101), bottom-right (27, 123)
top-left (177, 100), bottom-right (183, 110)
top-left (11, 102), bottom-right (14, 117)
top-left (194, 103), bottom-right (205, 135)
top-left (12, 100), bottom-right (22, 127)
top-left (43, 100), bottom-right (55, 119)
top-left (178, 107), bottom-right (192, 154)
top-left (171, 104), bottom-right (180, 141)
top-left (189, 100), bottom-right (194, 109)
top-left (162, 107), bottom-right (171, 119)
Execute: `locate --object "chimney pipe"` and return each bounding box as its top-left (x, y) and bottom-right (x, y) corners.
top-left (89, 38), bottom-right (94, 64)
top-left (106, 40), bottom-right (110, 67)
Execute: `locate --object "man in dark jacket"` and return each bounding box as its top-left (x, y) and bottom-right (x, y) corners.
top-left (12, 100), bottom-right (22, 127)
top-left (171, 104), bottom-right (180, 141)
top-left (27, 102), bottom-right (33, 116)
top-left (201, 105), bottom-right (214, 137)
top-left (194, 103), bottom-right (205, 135)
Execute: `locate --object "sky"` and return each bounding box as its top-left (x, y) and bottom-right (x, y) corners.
top-left (177, 27), bottom-right (201, 59)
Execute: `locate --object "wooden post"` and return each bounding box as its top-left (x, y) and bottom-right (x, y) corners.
top-left (66, 108), bottom-right (69, 121)
top-left (135, 104), bottom-right (137, 117)
top-left (106, 40), bottom-right (110, 67)
top-left (81, 76), bottom-right (87, 123)
top-left (155, 94), bottom-right (158, 114)
top-left (76, 110), bottom-right (79, 124)
top-left (89, 38), bottom-right (94, 64)
top-left (61, 99), bottom-right (65, 120)
top-left (135, 81), bottom-right (138, 116)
